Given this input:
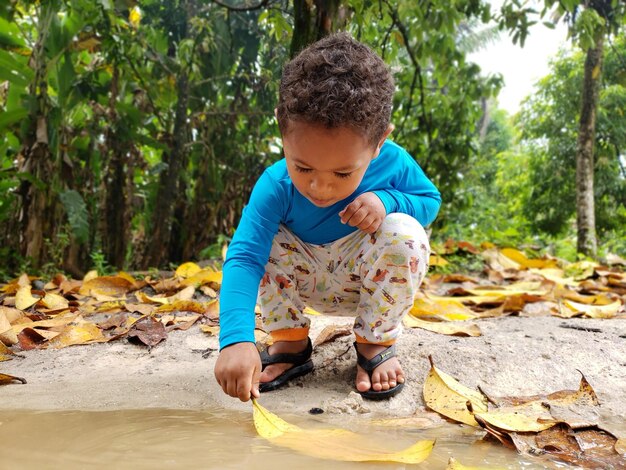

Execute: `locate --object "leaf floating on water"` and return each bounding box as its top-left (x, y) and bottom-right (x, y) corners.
top-left (446, 457), bottom-right (502, 469)
top-left (251, 399), bottom-right (434, 463)
top-left (423, 356), bottom-right (488, 427)
top-left (0, 373), bottom-right (26, 385)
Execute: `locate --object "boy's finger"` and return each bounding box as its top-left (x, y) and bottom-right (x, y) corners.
top-left (251, 365), bottom-right (261, 398)
top-left (340, 200), bottom-right (361, 223)
top-left (236, 379), bottom-right (252, 402)
top-left (346, 207), bottom-right (369, 227)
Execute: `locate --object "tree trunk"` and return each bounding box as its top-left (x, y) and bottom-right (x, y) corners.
top-left (290, 0), bottom-right (346, 57)
top-left (102, 65), bottom-right (129, 268)
top-left (575, 32), bottom-right (604, 257)
top-left (17, 5), bottom-right (55, 268)
top-left (143, 71), bottom-right (190, 267)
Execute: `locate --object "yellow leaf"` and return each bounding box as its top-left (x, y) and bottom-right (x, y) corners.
top-left (482, 248), bottom-right (521, 270)
top-left (0, 306), bottom-right (24, 324)
top-left (423, 357), bottom-right (488, 427)
top-left (83, 270), bottom-right (98, 282)
top-left (0, 341), bottom-right (15, 361)
top-left (475, 400), bottom-right (556, 432)
top-left (303, 306), bottom-right (321, 316)
top-left (429, 253), bottom-right (448, 266)
top-left (12, 313), bottom-right (80, 334)
top-left (200, 325), bottom-right (219, 336)
top-left (403, 316), bottom-right (481, 337)
top-left (40, 293), bottom-right (69, 310)
top-left (48, 320), bottom-right (104, 349)
top-left (616, 438), bottom-right (626, 456)
top-left (79, 275), bottom-right (134, 297)
top-left (16, 286), bottom-right (40, 310)
top-left (447, 457), bottom-right (502, 469)
top-left (156, 300), bottom-right (207, 314)
top-left (411, 296), bottom-right (479, 321)
top-left (181, 270), bottom-right (222, 287)
top-left (141, 285), bottom-right (196, 305)
top-left (175, 262), bottom-right (202, 279)
top-left (529, 268), bottom-right (579, 286)
top-left (0, 310), bottom-right (18, 346)
top-left (563, 299), bottom-right (623, 319)
top-left (500, 248), bottom-right (557, 269)
top-left (129, 6), bottom-right (141, 27)
top-left (252, 400), bottom-right (434, 463)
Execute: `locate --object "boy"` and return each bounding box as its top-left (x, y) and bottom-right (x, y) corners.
top-left (214, 32), bottom-right (441, 402)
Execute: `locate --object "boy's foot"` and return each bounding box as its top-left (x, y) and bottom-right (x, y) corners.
top-left (259, 338), bottom-right (313, 392)
top-left (355, 342), bottom-right (405, 398)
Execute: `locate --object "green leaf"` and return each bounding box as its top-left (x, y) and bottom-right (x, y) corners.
top-left (0, 16), bottom-right (25, 48)
top-left (59, 190), bottom-right (90, 244)
top-left (0, 109), bottom-right (28, 131)
top-left (0, 49), bottom-right (33, 86)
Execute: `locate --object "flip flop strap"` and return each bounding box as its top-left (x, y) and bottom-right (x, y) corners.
top-left (260, 338), bottom-right (312, 368)
top-left (354, 342), bottom-right (397, 373)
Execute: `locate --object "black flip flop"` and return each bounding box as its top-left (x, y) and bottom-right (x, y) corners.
top-left (258, 338), bottom-right (314, 392)
top-left (354, 342), bottom-right (405, 400)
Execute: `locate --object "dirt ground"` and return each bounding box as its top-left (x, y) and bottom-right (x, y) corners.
top-left (2, 313), bottom-right (625, 422)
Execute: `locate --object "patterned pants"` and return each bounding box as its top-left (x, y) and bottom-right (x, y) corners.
top-left (258, 213), bottom-right (430, 345)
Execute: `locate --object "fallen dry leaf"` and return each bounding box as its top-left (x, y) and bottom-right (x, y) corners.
top-left (15, 286), bottom-right (40, 310)
top-left (175, 262), bottom-right (202, 279)
top-left (200, 324), bottom-right (220, 336)
top-left (403, 316), bottom-right (481, 337)
top-left (0, 373), bottom-right (26, 385)
top-left (0, 341), bottom-right (15, 361)
top-left (313, 324), bottom-right (352, 347)
top-left (127, 316), bottom-right (166, 347)
top-left (423, 356), bottom-right (488, 427)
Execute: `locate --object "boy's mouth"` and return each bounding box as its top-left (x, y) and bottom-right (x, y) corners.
top-left (309, 196), bottom-right (334, 207)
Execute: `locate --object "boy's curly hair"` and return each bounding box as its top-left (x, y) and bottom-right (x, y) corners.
top-left (276, 32), bottom-right (395, 146)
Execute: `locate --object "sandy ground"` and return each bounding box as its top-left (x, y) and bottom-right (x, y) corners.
top-left (2, 314), bottom-right (626, 422)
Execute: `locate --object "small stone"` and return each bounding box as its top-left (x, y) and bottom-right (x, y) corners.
top-left (309, 407), bottom-right (324, 415)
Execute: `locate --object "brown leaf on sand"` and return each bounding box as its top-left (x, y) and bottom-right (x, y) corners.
top-left (79, 275), bottom-right (135, 297)
top-left (0, 341), bottom-right (15, 361)
top-left (18, 328), bottom-right (49, 350)
top-left (128, 316), bottom-right (166, 348)
top-left (313, 324), bottom-right (352, 347)
top-left (0, 373), bottom-right (27, 385)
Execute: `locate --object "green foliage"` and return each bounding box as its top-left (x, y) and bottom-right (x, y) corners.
top-left (517, 35), bottom-right (626, 237)
top-left (59, 189), bottom-right (89, 244)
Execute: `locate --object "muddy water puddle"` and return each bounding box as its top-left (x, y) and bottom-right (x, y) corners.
top-left (1, 408), bottom-right (570, 469)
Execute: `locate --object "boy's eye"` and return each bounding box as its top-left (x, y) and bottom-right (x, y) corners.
top-left (295, 166), bottom-right (312, 173)
top-left (335, 172), bottom-right (352, 179)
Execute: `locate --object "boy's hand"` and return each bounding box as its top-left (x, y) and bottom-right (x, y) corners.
top-left (339, 192), bottom-right (386, 233)
top-left (214, 342), bottom-right (261, 402)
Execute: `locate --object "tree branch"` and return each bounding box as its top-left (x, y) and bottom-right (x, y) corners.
top-left (210, 0), bottom-right (270, 12)
top-left (382, 0), bottom-right (432, 145)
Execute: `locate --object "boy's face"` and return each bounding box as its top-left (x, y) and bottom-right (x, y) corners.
top-left (281, 121), bottom-right (391, 208)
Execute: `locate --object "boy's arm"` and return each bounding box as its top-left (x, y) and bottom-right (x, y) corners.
top-left (219, 170), bottom-right (284, 349)
top-left (216, 170), bottom-right (284, 401)
top-left (373, 151), bottom-right (441, 226)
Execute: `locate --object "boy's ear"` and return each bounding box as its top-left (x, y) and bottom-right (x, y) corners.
top-left (373, 123), bottom-right (394, 158)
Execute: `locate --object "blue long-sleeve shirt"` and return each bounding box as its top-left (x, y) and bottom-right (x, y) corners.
top-left (219, 140), bottom-right (441, 349)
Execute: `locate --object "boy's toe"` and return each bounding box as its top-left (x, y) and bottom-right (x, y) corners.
top-left (356, 366), bottom-right (372, 392)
